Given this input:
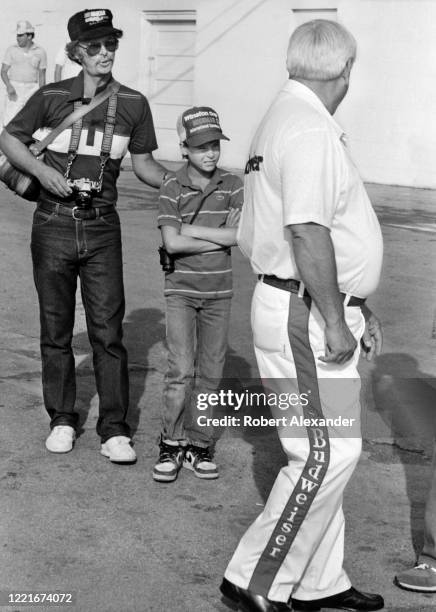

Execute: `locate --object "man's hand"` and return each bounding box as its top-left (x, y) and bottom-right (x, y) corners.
top-left (225, 207), bottom-right (240, 227)
top-left (319, 319), bottom-right (357, 364)
top-left (7, 85), bottom-right (17, 101)
top-left (360, 305), bottom-right (383, 361)
top-left (36, 165), bottom-right (72, 198)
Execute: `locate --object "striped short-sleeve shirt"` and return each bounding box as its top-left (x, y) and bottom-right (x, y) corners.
top-left (157, 164), bottom-right (243, 299)
top-left (5, 72), bottom-right (157, 206)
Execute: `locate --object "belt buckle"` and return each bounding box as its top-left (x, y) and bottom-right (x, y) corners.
top-left (72, 206), bottom-right (83, 221)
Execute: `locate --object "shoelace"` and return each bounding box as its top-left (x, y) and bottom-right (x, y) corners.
top-left (159, 442), bottom-right (183, 462)
top-left (190, 446), bottom-right (212, 462)
top-left (415, 563), bottom-right (436, 572)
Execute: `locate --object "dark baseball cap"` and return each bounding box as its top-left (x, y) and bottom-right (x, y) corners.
top-left (177, 106), bottom-right (230, 147)
top-left (68, 8), bottom-right (122, 41)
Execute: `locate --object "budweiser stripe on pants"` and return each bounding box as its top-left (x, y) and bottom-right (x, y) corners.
top-left (224, 279), bottom-right (366, 603)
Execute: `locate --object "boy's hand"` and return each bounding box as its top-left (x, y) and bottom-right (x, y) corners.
top-left (225, 207), bottom-right (241, 227)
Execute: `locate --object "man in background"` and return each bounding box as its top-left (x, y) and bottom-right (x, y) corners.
top-left (54, 38), bottom-right (81, 81)
top-left (1, 20), bottom-right (46, 126)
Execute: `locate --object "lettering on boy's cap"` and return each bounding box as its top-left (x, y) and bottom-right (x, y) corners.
top-left (67, 8), bottom-right (122, 41)
top-left (177, 106), bottom-right (230, 147)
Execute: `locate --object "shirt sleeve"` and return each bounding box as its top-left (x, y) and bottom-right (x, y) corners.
top-left (157, 177), bottom-right (182, 229)
top-left (5, 87), bottom-right (46, 142)
top-left (54, 46), bottom-right (66, 66)
top-left (229, 175), bottom-right (244, 210)
top-left (3, 46), bottom-right (13, 66)
top-left (128, 94), bottom-right (158, 154)
top-left (280, 128), bottom-right (341, 229)
top-left (38, 48), bottom-right (47, 70)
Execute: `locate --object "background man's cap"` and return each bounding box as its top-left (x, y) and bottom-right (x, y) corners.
top-left (16, 21), bottom-right (34, 35)
top-left (177, 106), bottom-right (230, 147)
top-left (68, 8), bottom-right (122, 41)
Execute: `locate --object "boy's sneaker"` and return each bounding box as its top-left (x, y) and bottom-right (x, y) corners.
top-left (153, 439), bottom-right (185, 482)
top-left (183, 445), bottom-right (218, 479)
top-left (394, 562), bottom-right (436, 592)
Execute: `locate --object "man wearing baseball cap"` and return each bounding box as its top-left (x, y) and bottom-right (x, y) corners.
top-left (1, 20), bottom-right (47, 127)
top-left (0, 9), bottom-right (168, 463)
top-left (154, 106), bottom-right (243, 482)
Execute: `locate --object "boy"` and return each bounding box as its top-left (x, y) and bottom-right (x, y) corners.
top-left (154, 106), bottom-right (243, 482)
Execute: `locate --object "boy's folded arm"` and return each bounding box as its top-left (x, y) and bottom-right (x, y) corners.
top-left (181, 224), bottom-right (237, 246)
top-left (160, 225), bottom-right (223, 255)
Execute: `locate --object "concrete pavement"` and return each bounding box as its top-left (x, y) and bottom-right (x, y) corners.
top-left (0, 171), bottom-right (435, 612)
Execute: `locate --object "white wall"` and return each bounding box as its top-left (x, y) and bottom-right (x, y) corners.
top-left (1, 0), bottom-right (436, 188)
top-left (195, 0), bottom-right (436, 188)
top-left (337, 0), bottom-right (436, 188)
top-left (194, 0), bottom-right (291, 172)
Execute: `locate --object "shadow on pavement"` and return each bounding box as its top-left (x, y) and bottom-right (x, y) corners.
top-left (371, 353), bottom-right (436, 558)
top-left (215, 344), bottom-right (287, 502)
top-left (72, 306), bottom-right (165, 437)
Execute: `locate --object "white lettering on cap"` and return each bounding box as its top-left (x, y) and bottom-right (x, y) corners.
top-left (84, 10), bottom-right (108, 25)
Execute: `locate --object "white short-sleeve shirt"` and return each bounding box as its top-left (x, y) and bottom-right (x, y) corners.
top-left (54, 45), bottom-right (81, 80)
top-left (238, 80), bottom-right (383, 298)
top-left (3, 43), bottom-right (47, 83)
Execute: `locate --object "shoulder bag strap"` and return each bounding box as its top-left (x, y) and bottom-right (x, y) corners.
top-left (30, 80), bottom-right (121, 156)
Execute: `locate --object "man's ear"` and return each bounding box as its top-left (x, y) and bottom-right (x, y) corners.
top-left (342, 57), bottom-right (354, 82)
top-left (179, 142), bottom-right (188, 159)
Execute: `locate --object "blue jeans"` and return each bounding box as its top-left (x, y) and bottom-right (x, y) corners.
top-left (161, 294), bottom-right (231, 447)
top-left (30, 207), bottom-right (129, 442)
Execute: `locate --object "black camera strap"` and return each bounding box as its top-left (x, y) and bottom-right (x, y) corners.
top-left (64, 80), bottom-right (121, 187)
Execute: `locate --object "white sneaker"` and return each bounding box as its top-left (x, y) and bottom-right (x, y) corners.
top-left (45, 426), bottom-right (76, 453)
top-left (100, 436), bottom-right (136, 463)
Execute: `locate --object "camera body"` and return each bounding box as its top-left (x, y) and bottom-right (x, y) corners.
top-left (67, 178), bottom-right (100, 208)
top-left (158, 245), bottom-right (175, 273)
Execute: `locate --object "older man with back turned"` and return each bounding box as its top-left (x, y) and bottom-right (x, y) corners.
top-left (220, 20), bottom-right (384, 612)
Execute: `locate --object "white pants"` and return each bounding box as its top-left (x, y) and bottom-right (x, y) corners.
top-left (2, 80), bottom-right (39, 127)
top-left (225, 280), bottom-right (366, 603)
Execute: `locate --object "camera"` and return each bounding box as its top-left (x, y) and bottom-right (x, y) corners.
top-left (67, 177), bottom-right (100, 208)
top-left (158, 245), bottom-right (175, 273)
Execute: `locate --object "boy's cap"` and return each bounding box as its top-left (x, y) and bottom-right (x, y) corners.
top-left (16, 21), bottom-right (34, 35)
top-left (68, 8), bottom-right (122, 41)
top-left (177, 106), bottom-right (229, 147)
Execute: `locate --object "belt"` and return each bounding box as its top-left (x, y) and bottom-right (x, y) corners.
top-left (38, 201), bottom-right (116, 220)
top-left (259, 275), bottom-right (366, 307)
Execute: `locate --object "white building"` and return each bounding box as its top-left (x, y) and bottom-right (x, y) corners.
top-left (1, 0), bottom-right (436, 188)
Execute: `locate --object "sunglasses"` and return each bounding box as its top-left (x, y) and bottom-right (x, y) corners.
top-left (78, 38), bottom-right (119, 56)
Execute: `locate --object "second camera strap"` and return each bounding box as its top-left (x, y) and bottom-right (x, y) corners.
top-left (64, 80), bottom-right (121, 188)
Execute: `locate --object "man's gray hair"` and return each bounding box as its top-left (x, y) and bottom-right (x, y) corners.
top-left (286, 19), bottom-right (357, 81)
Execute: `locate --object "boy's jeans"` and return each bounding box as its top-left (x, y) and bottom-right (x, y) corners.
top-left (161, 294), bottom-right (231, 448)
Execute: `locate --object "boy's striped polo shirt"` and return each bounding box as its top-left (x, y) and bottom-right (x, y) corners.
top-left (157, 165), bottom-right (243, 299)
